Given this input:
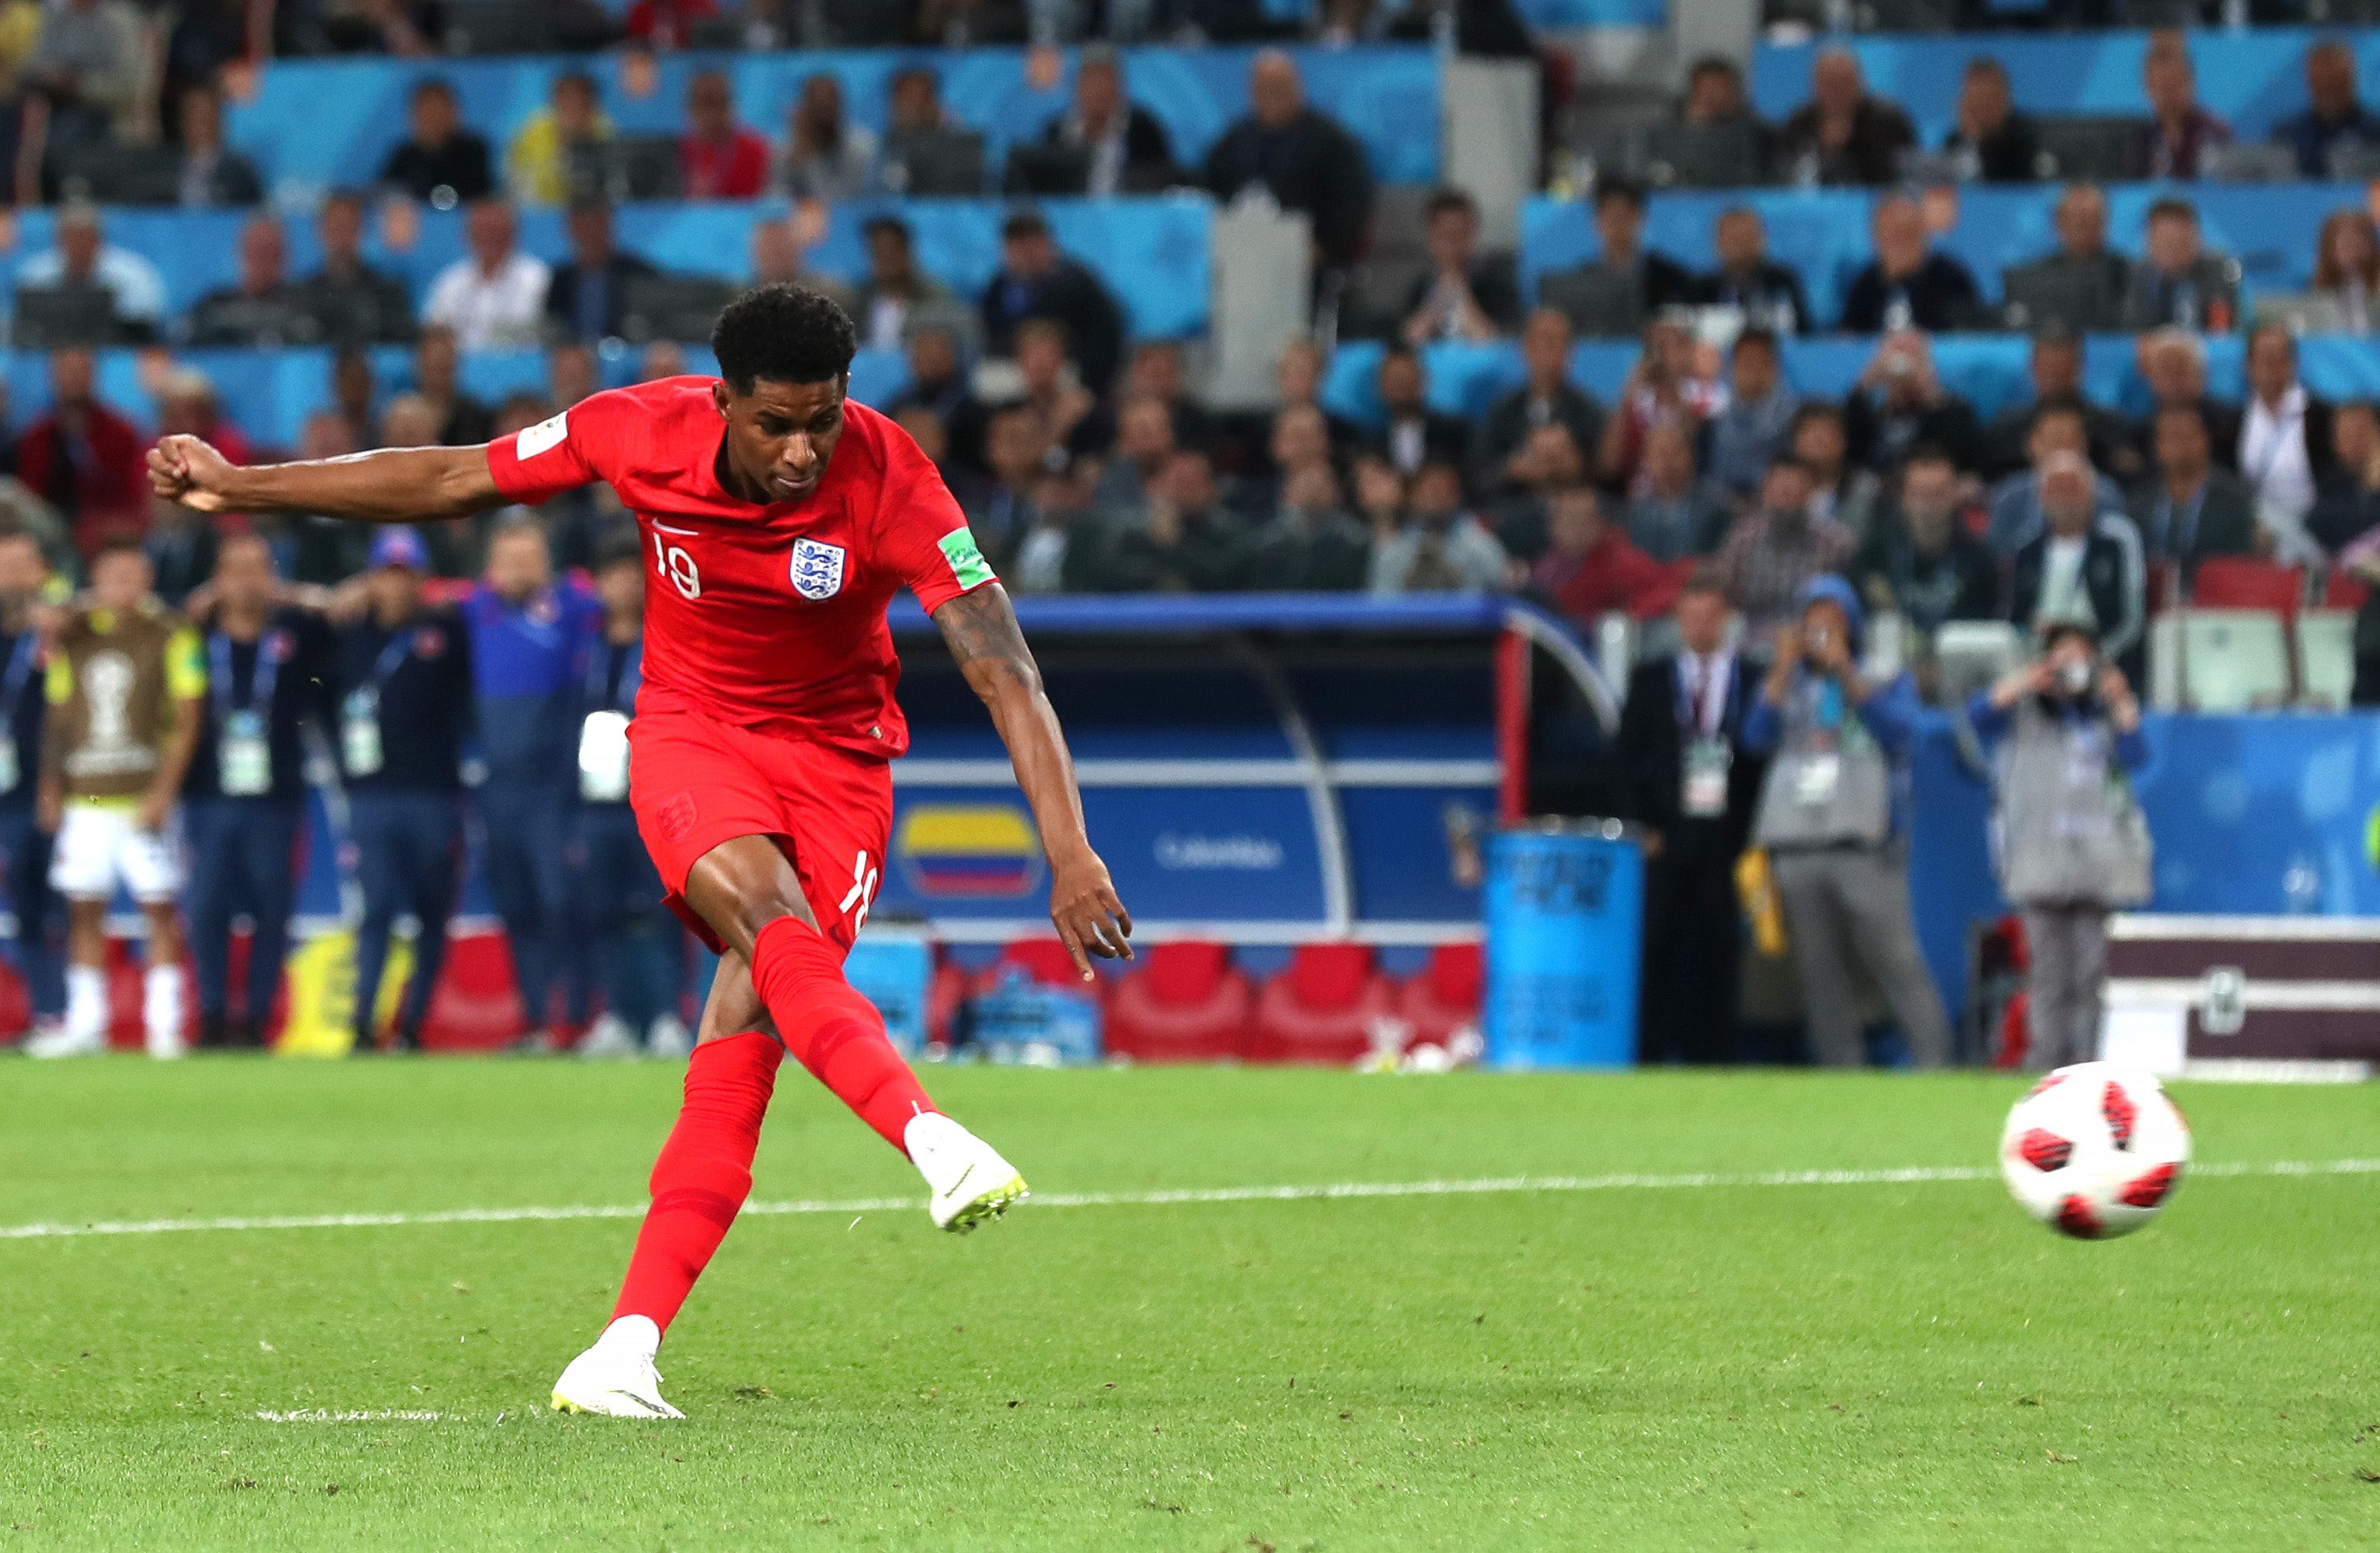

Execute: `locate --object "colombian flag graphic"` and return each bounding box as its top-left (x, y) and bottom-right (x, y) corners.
top-left (895, 804), bottom-right (1043, 897)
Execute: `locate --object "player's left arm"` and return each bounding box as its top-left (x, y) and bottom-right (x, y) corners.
top-left (932, 581), bottom-right (1132, 977)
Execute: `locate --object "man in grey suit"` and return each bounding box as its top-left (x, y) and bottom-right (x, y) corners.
top-left (2120, 199), bottom-right (2240, 333)
top-left (2125, 402), bottom-right (2259, 576)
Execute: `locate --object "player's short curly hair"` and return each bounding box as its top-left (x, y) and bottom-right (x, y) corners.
top-left (712, 284), bottom-right (856, 394)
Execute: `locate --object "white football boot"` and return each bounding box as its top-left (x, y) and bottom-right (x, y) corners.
top-left (22, 1023), bottom-right (107, 1058)
top-left (645, 1014), bottom-right (694, 1059)
top-left (575, 1015), bottom-right (641, 1059)
top-left (905, 1112), bottom-right (1028, 1233)
top-left (551, 1317), bottom-right (684, 1419)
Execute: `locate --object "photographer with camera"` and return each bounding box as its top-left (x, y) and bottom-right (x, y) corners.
top-left (1743, 575), bottom-right (1953, 1070)
top-left (1969, 623), bottom-right (2151, 1070)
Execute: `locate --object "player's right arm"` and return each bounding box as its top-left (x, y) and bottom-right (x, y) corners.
top-left (148, 435), bottom-right (511, 524)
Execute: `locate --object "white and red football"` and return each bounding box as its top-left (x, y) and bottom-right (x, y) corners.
top-left (1999, 1062), bottom-right (2191, 1240)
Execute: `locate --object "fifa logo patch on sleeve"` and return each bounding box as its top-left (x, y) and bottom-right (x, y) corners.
top-left (790, 538), bottom-right (847, 600)
top-left (518, 411), bottom-right (569, 459)
top-left (938, 529), bottom-right (995, 589)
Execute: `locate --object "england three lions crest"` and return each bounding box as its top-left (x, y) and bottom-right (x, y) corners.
top-left (789, 538), bottom-right (847, 600)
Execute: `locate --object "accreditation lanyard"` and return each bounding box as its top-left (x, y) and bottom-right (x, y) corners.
top-left (341, 628), bottom-right (414, 778)
top-left (211, 630), bottom-right (280, 796)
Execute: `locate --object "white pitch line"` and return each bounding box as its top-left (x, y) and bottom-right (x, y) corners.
top-left (2, 1158), bottom-right (2374, 1244)
top-left (254, 1409), bottom-right (444, 1423)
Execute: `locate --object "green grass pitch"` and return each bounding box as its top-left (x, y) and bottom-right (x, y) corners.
top-left (2, 1061), bottom-right (2377, 1551)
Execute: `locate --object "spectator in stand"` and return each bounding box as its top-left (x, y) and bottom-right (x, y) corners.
top-left (1839, 195), bottom-right (1981, 335)
top-left (679, 69), bottom-right (769, 199)
top-left (424, 200), bottom-right (551, 351)
top-left (2136, 326), bottom-right (2240, 470)
top-left (1531, 483), bottom-right (1672, 628)
top-left (1486, 421), bottom-right (1588, 562)
top-left (981, 209), bottom-right (1124, 392)
top-left (1202, 49), bottom-right (1375, 274)
top-left (1854, 443), bottom-right (1999, 641)
top-left (411, 325), bottom-right (494, 446)
top-left (296, 190), bottom-right (415, 347)
top-left (886, 320), bottom-right (981, 455)
top-left (626, 0), bottom-right (716, 48)
top-left (265, 415), bottom-right (369, 586)
top-left (1077, 448), bottom-right (1246, 593)
top-left (1743, 574), bottom-right (1952, 1070)
top-left (1473, 307), bottom-right (1600, 500)
top-left (0, 528), bottom-right (61, 1047)
top-left (2237, 324), bottom-right (2333, 565)
top-left (1540, 177), bottom-right (1695, 337)
top-left (1267, 404), bottom-right (1339, 515)
top-left (466, 516), bottom-right (602, 1050)
top-left (1789, 402), bottom-right (1878, 541)
top-left (1941, 56), bottom-right (2037, 183)
top-left (2275, 37), bottom-right (2380, 180)
top-left (188, 215), bottom-right (303, 347)
top-left (1013, 317), bottom-right (1111, 458)
top-left (1091, 396), bottom-right (1177, 513)
top-left (157, 368), bottom-right (251, 470)
top-left (1614, 567), bottom-right (1764, 1065)
top-left (2313, 401), bottom-right (2380, 555)
top-left (1122, 340), bottom-right (1214, 454)
top-left (1245, 463), bottom-right (1370, 591)
top-left (1037, 45), bottom-right (1177, 196)
top-left (1842, 329), bottom-right (1984, 479)
top-left (1777, 47), bottom-right (1914, 187)
top-left (1983, 327), bottom-right (2129, 483)
top-left (2128, 400), bottom-right (2257, 576)
top-left (1627, 420), bottom-right (1729, 564)
top-left (778, 73), bottom-right (877, 200)
top-left (379, 77), bottom-right (492, 207)
top-left (14, 347), bottom-right (144, 558)
top-left (180, 534), bottom-right (332, 1049)
top-left (543, 199), bottom-right (658, 345)
top-left (333, 528), bottom-right (472, 1054)
top-left (328, 351), bottom-right (378, 449)
top-left (1367, 347), bottom-right (1469, 482)
top-left (1371, 460), bottom-right (1509, 594)
top-left (508, 70), bottom-right (610, 206)
top-left (16, 203), bottom-right (166, 341)
top-left (1693, 207), bottom-right (1809, 334)
top-left (1681, 53), bottom-right (1762, 134)
top-left (749, 215), bottom-right (851, 311)
top-left (1706, 328), bottom-right (1798, 499)
top-left (2010, 183), bottom-right (2132, 336)
top-left (1600, 315), bottom-right (1723, 497)
top-left (2312, 207), bottom-right (2380, 334)
top-left (162, 0), bottom-right (251, 124)
top-left (965, 403), bottom-right (1052, 570)
top-left (144, 494), bottom-right (217, 610)
top-left (2135, 31), bottom-right (2228, 181)
top-left (2119, 199), bottom-right (2237, 333)
top-left (1715, 455), bottom-right (1857, 640)
top-left (1402, 187), bottom-right (1520, 345)
top-left (173, 81), bottom-right (262, 207)
top-left (23, 0), bottom-right (140, 152)
top-left (1988, 402), bottom-right (2125, 558)
top-left (2009, 451), bottom-right (2146, 683)
top-left (851, 215), bottom-right (960, 355)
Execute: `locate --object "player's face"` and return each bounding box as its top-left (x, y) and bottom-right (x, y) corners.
top-left (714, 376), bottom-right (847, 504)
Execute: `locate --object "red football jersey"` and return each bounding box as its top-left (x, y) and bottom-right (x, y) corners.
top-left (486, 377), bottom-right (994, 758)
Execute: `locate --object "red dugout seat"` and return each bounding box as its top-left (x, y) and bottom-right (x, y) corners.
top-left (1103, 942), bottom-right (1250, 1062)
top-left (1398, 943), bottom-right (1484, 1052)
top-left (2324, 570), bottom-right (2370, 611)
top-left (2190, 558), bottom-right (2305, 615)
top-left (1247, 944), bottom-right (1395, 1066)
top-left (991, 937), bottom-right (1086, 990)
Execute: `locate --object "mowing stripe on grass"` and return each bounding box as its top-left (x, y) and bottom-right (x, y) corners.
top-left (2, 1157), bottom-right (2375, 1243)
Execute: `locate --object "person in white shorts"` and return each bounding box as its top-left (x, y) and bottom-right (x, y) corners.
top-left (27, 541), bottom-right (205, 1058)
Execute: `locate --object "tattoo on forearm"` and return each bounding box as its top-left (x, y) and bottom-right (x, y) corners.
top-left (933, 585), bottom-right (1038, 688)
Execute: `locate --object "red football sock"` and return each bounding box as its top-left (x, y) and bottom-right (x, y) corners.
top-left (611, 1031), bottom-right (783, 1332)
top-left (749, 914), bottom-right (938, 1155)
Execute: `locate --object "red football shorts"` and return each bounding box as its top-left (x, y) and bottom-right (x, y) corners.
top-left (627, 708), bottom-right (893, 956)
